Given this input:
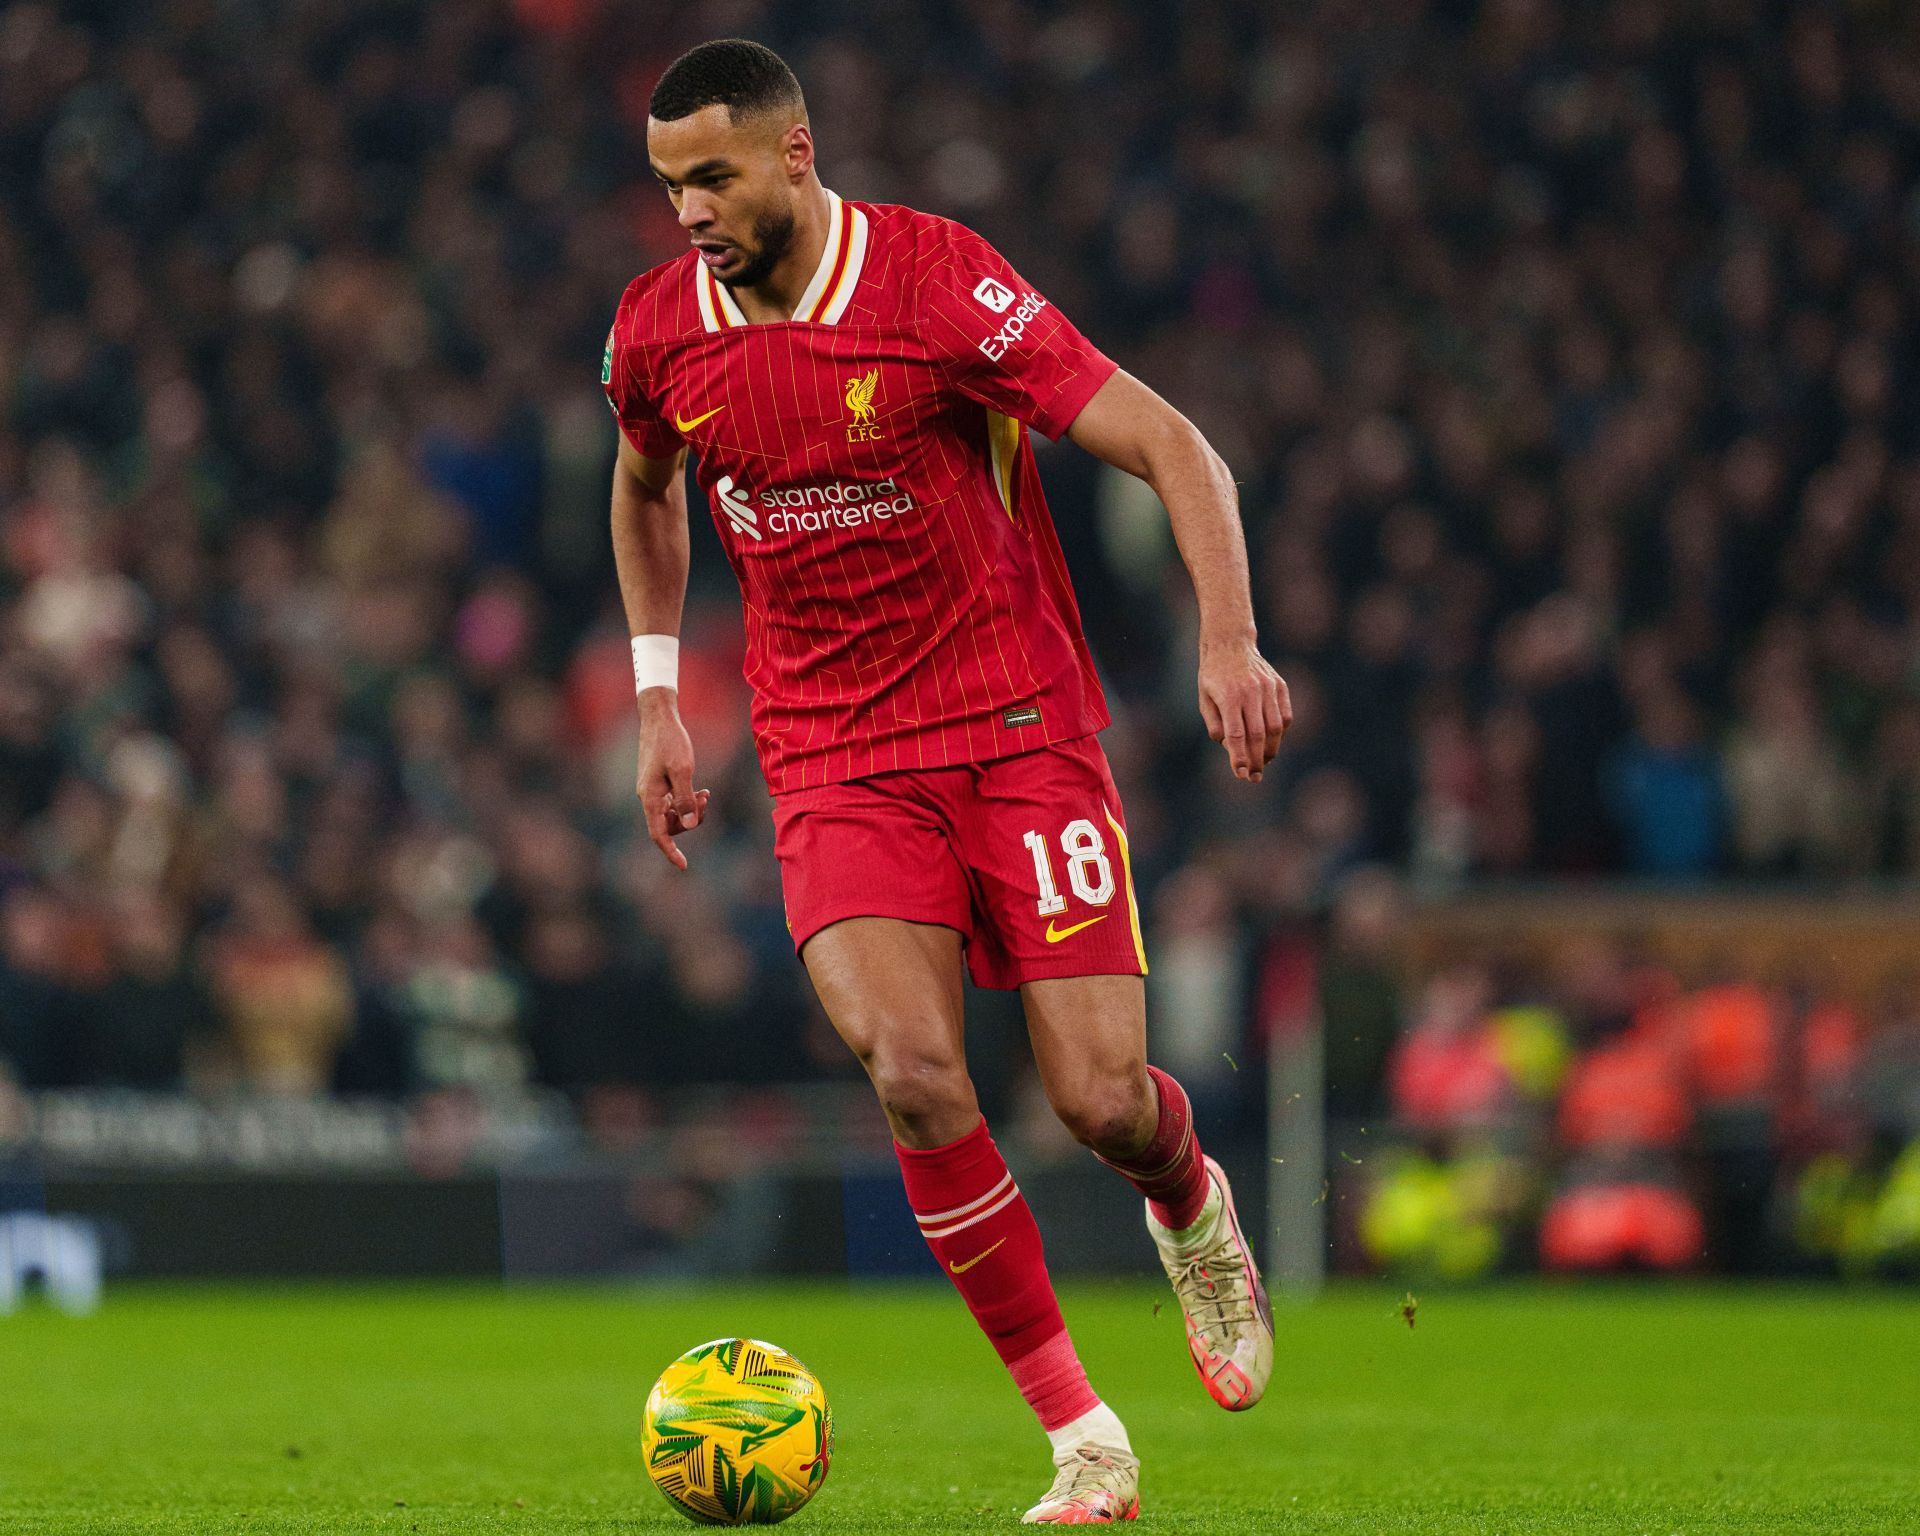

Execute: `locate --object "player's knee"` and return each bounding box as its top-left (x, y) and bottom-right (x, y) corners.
top-left (1052, 1069), bottom-right (1155, 1156)
top-left (865, 1044), bottom-right (973, 1133)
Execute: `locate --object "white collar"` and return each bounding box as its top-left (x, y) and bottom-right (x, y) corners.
top-left (694, 188), bottom-right (870, 331)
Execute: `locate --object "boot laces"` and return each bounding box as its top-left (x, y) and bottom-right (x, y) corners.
top-left (1171, 1246), bottom-right (1256, 1337)
top-left (1041, 1445), bottom-right (1133, 1507)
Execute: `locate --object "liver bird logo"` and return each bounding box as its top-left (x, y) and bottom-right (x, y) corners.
top-left (844, 368), bottom-right (880, 427)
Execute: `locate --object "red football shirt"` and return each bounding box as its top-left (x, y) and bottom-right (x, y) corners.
top-left (604, 192), bottom-right (1116, 793)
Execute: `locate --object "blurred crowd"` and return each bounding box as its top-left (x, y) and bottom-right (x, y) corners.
top-left (3, 0), bottom-right (1920, 1109)
top-left (1330, 918), bottom-right (1920, 1276)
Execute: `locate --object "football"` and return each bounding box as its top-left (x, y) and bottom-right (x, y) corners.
top-left (642, 1337), bottom-right (834, 1525)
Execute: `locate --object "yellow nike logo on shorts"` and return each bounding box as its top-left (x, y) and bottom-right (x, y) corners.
top-left (949, 1237), bottom-right (1007, 1274)
top-left (673, 405), bottom-right (726, 432)
top-left (1044, 915), bottom-right (1108, 944)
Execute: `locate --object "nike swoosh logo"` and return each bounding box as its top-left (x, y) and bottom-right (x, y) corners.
top-left (1044, 915), bottom-right (1108, 944)
top-left (673, 405), bottom-right (726, 432)
top-left (949, 1237), bottom-right (1007, 1274)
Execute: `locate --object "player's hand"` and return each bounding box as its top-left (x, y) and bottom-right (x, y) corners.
top-left (636, 692), bottom-right (711, 870)
top-left (1198, 632), bottom-right (1292, 783)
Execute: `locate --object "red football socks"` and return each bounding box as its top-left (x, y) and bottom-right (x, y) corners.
top-left (895, 1118), bottom-right (1100, 1431)
top-left (1096, 1064), bottom-right (1211, 1231)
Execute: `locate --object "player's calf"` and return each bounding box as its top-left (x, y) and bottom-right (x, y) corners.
top-left (896, 1119), bottom-right (1133, 1449)
top-left (1091, 1065), bottom-right (1211, 1230)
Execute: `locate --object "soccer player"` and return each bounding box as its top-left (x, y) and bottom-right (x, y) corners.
top-left (607, 40), bottom-right (1291, 1524)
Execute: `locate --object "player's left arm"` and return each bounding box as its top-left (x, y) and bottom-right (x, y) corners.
top-left (1067, 371), bottom-right (1291, 782)
top-left (919, 223), bottom-right (1289, 780)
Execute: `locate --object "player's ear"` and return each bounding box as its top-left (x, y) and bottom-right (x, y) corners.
top-left (782, 121), bottom-right (814, 184)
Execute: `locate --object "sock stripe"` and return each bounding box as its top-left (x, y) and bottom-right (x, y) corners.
top-left (1098, 1120), bottom-right (1191, 1183)
top-left (1102, 1066), bottom-right (1212, 1232)
top-left (894, 1118), bottom-right (1098, 1430)
top-left (913, 1170), bottom-right (1015, 1228)
top-left (919, 1183), bottom-right (1021, 1239)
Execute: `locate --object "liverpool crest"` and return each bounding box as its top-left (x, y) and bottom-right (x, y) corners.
top-left (844, 368), bottom-right (882, 442)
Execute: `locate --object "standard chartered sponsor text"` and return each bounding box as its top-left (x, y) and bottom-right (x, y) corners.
top-left (747, 476), bottom-right (919, 535)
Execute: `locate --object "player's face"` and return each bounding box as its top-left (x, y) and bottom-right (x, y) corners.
top-left (648, 106), bottom-right (804, 289)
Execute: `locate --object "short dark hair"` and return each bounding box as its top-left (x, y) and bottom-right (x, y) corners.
top-left (649, 39), bottom-right (804, 124)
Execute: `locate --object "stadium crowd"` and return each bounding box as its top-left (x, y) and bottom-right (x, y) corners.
top-left (2, 0), bottom-right (1919, 1195)
top-left (1322, 911), bottom-right (1920, 1278)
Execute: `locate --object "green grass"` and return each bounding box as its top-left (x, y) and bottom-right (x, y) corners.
top-left (0, 1282), bottom-right (1916, 1533)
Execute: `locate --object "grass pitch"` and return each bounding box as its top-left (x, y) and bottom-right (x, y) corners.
top-left (0, 1282), bottom-right (1915, 1533)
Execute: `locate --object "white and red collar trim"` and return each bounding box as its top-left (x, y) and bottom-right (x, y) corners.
top-left (694, 188), bottom-right (869, 332)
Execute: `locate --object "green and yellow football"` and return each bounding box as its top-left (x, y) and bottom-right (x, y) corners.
top-left (642, 1337), bottom-right (833, 1525)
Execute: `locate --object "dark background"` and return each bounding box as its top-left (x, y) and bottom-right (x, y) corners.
top-left (1, 0), bottom-right (1917, 1283)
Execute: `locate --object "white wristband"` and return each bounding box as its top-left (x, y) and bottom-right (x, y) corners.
top-left (631, 634), bottom-right (679, 695)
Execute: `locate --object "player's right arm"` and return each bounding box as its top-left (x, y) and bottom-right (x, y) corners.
top-left (610, 431), bottom-right (709, 870)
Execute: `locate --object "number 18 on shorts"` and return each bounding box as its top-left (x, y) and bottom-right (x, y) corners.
top-left (771, 734), bottom-right (1147, 990)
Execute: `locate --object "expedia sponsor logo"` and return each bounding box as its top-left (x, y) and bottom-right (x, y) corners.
top-left (713, 475), bottom-right (918, 541)
top-left (972, 276), bottom-right (1016, 313)
top-left (978, 292), bottom-right (1050, 363)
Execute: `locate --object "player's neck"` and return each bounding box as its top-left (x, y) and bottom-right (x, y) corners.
top-left (731, 179), bottom-right (832, 324)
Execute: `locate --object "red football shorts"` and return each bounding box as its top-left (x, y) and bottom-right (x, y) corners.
top-left (772, 735), bottom-right (1148, 989)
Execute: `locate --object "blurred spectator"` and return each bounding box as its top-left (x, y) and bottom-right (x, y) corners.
top-left (1674, 978), bottom-right (1781, 1271)
top-left (1387, 966), bottom-right (1510, 1134)
top-left (205, 876), bottom-right (353, 1095)
top-left (83, 895), bottom-right (205, 1089)
top-left (1557, 1030), bottom-right (1691, 1152)
top-left (1359, 1146), bottom-right (1531, 1281)
top-left (522, 907), bottom-right (652, 1094)
top-left (1540, 1178), bottom-right (1705, 1274)
top-left (1315, 867), bottom-right (1405, 1118)
top-left (1145, 865), bottom-right (1245, 1121)
top-left (0, 886), bottom-right (69, 1087)
top-left (1605, 688), bottom-right (1725, 877)
top-left (395, 916), bottom-right (528, 1093)
top-left (1723, 675), bottom-right (1853, 878)
top-left (1858, 701), bottom-right (1920, 876)
top-left (1860, 975), bottom-right (1920, 1146)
